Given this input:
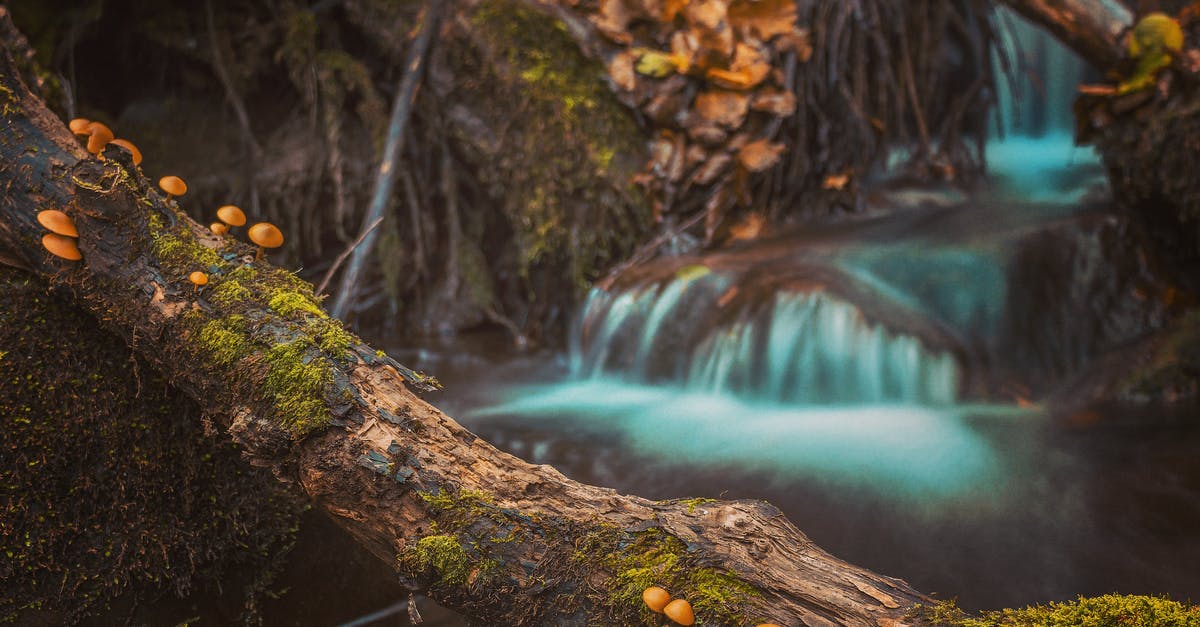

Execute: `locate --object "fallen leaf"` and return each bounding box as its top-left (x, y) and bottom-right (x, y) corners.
top-left (676, 264), bottom-right (712, 281)
top-left (728, 212), bottom-right (764, 240)
top-left (636, 48), bottom-right (683, 77)
top-left (592, 0), bottom-right (642, 43)
top-left (686, 0), bottom-right (735, 57)
top-left (822, 171), bottom-right (851, 190)
top-left (608, 50), bottom-right (637, 91)
top-left (694, 89), bottom-right (752, 127)
top-left (662, 0), bottom-right (689, 21)
top-left (751, 88), bottom-right (797, 115)
top-left (687, 122), bottom-right (728, 145)
top-left (728, 0), bottom-right (797, 41)
top-left (736, 138), bottom-right (785, 171)
top-left (692, 150), bottom-right (732, 185)
top-left (775, 27), bottom-right (813, 61)
top-left (706, 42), bottom-right (771, 89)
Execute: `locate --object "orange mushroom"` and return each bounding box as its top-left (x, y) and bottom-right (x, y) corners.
top-left (108, 138), bottom-right (143, 166)
top-left (210, 222), bottom-right (229, 235)
top-left (42, 233), bottom-right (82, 261)
top-left (36, 209), bottom-right (78, 238)
top-left (188, 271), bottom-right (209, 291)
top-left (663, 599), bottom-right (694, 626)
top-left (642, 587), bottom-right (672, 613)
top-left (68, 118), bottom-right (91, 135)
top-left (216, 205), bottom-right (247, 227)
top-left (159, 176), bottom-right (187, 201)
top-left (85, 122), bottom-right (114, 156)
top-left (247, 222), bottom-right (284, 261)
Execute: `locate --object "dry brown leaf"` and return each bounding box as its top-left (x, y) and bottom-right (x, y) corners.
top-left (593, 0), bottom-right (644, 43)
top-left (775, 27), bottom-right (813, 61)
top-left (751, 88), bottom-right (796, 115)
top-left (644, 88), bottom-right (688, 125)
top-left (728, 0), bottom-right (797, 41)
top-left (706, 42), bottom-right (770, 89)
top-left (686, 0), bottom-right (735, 57)
top-left (687, 122), bottom-right (728, 145)
top-left (736, 138), bottom-right (785, 172)
top-left (663, 0), bottom-right (689, 21)
top-left (685, 143), bottom-right (709, 168)
top-left (649, 131), bottom-right (688, 182)
top-left (692, 150), bottom-right (732, 185)
top-left (822, 171), bottom-right (851, 190)
top-left (728, 212), bottom-right (765, 240)
top-left (608, 50), bottom-right (638, 91)
top-left (694, 89), bottom-right (751, 127)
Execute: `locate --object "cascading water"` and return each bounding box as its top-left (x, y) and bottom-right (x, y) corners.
top-left (986, 7), bottom-right (1106, 200)
top-left (571, 273), bottom-right (959, 406)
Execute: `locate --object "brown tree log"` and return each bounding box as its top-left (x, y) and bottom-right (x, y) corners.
top-left (0, 7), bottom-right (925, 626)
top-left (998, 0), bottom-right (1133, 70)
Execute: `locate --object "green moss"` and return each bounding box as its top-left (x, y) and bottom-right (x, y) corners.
top-left (307, 317), bottom-right (354, 360)
top-left (263, 339), bottom-right (332, 435)
top-left (676, 497), bottom-right (717, 514)
top-left (407, 535), bottom-right (472, 587)
top-left (196, 316), bottom-right (250, 368)
top-left (574, 526), bottom-right (761, 625)
top-left (146, 211), bottom-right (223, 275)
top-left (462, 0), bottom-right (649, 289)
top-left (209, 278), bottom-right (252, 308)
top-left (268, 290), bottom-right (326, 318)
top-left (912, 595), bottom-right (1200, 626)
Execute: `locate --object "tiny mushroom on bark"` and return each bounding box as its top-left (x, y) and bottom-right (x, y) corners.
top-left (42, 233), bottom-right (82, 261)
top-left (68, 118), bottom-right (91, 135)
top-left (663, 599), bottom-right (695, 626)
top-left (216, 205), bottom-right (247, 227)
top-left (85, 122), bottom-right (114, 156)
top-left (108, 138), bottom-right (143, 165)
top-left (188, 271), bottom-right (209, 290)
top-left (210, 222), bottom-right (229, 235)
top-left (643, 586), bottom-right (672, 613)
top-left (247, 222), bottom-right (284, 261)
top-left (36, 209), bottom-right (78, 237)
top-left (159, 176), bottom-right (187, 201)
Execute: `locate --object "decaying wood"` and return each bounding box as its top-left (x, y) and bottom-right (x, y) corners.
top-left (998, 0), bottom-right (1133, 70)
top-left (0, 8), bottom-right (925, 626)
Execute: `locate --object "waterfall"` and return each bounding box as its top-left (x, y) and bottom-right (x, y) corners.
top-left (986, 7), bottom-right (1105, 201)
top-left (571, 273), bottom-right (960, 406)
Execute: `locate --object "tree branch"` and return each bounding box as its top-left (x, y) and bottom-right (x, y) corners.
top-left (998, 0), bottom-right (1133, 71)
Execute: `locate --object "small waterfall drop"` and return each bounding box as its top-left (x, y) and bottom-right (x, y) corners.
top-left (571, 271), bottom-right (960, 406)
top-left (986, 7), bottom-right (1105, 201)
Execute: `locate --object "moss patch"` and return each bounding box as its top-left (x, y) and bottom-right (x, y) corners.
top-left (263, 339), bottom-right (333, 435)
top-left (573, 526), bottom-right (761, 625)
top-left (911, 595), bottom-right (1200, 626)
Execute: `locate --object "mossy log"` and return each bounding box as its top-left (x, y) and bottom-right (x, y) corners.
top-left (0, 8), bottom-right (927, 626)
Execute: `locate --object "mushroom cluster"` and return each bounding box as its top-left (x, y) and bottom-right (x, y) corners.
top-left (642, 587), bottom-right (694, 625)
top-left (69, 118), bottom-right (143, 165)
top-left (36, 209), bottom-right (82, 261)
top-left (208, 204), bottom-right (284, 261)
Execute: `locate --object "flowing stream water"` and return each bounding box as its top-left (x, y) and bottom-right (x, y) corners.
top-left (250, 9), bottom-right (1200, 626)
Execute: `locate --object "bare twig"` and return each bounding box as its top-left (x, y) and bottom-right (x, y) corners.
top-left (331, 0), bottom-right (443, 319)
top-left (316, 216), bottom-right (384, 298)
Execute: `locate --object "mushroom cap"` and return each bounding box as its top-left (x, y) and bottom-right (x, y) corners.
top-left (210, 222), bottom-right (229, 235)
top-left (248, 222), bottom-right (284, 249)
top-left (188, 271), bottom-right (209, 286)
top-left (85, 122), bottom-right (114, 155)
top-left (642, 587), bottom-right (672, 613)
top-left (216, 205), bottom-right (247, 227)
top-left (109, 138), bottom-right (143, 165)
top-left (42, 233), bottom-right (82, 261)
top-left (68, 118), bottom-right (92, 134)
top-left (663, 599), bottom-right (694, 626)
top-left (36, 209), bottom-right (79, 237)
top-left (159, 175), bottom-right (188, 197)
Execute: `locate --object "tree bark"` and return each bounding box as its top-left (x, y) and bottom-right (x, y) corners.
top-left (0, 8), bottom-right (925, 626)
top-left (998, 0), bottom-right (1133, 70)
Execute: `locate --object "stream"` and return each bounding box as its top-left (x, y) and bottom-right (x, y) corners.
top-left (256, 9), bottom-right (1200, 626)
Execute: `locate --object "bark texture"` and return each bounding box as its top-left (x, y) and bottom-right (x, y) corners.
top-left (0, 8), bottom-right (925, 625)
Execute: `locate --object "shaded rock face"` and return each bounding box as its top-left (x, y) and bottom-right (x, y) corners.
top-left (576, 200), bottom-right (1177, 404)
top-left (0, 269), bottom-right (303, 624)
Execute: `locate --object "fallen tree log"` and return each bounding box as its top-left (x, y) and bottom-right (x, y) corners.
top-left (0, 8), bottom-right (925, 626)
top-left (997, 0), bottom-right (1132, 70)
